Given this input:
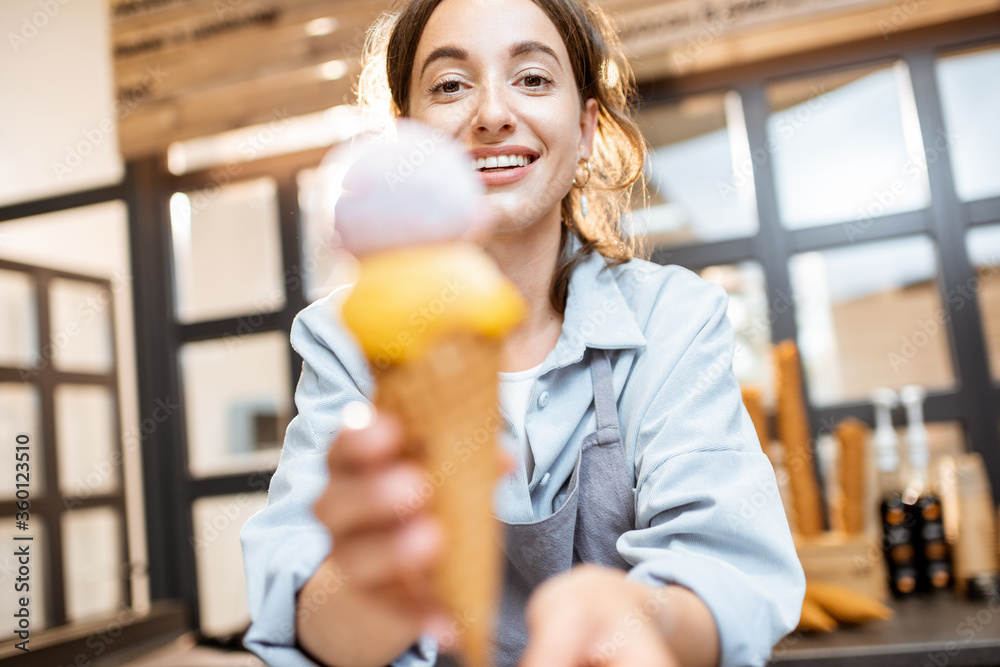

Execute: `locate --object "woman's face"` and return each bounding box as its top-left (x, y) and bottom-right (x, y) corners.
top-left (408, 0), bottom-right (598, 236)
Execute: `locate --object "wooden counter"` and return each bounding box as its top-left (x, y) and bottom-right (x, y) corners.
top-left (770, 592), bottom-right (1000, 667)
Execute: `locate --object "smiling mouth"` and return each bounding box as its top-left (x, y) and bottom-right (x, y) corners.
top-left (470, 155), bottom-right (536, 172)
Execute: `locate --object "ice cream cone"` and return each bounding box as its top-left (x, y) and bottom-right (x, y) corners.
top-left (329, 122), bottom-right (526, 666)
top-left (375, 331), bottom-right (505, 667)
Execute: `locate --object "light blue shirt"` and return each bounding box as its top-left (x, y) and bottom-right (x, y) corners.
top-left (240, 244), bottom-right (805, 667)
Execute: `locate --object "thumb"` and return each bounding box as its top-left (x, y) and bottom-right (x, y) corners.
top-left (519, 592), bottom-right (593, 667)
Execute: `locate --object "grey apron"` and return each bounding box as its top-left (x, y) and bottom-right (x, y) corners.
top-left (436, 348), bottom-right (636, 667)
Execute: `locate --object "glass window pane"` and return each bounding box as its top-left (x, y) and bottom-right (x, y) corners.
top-left (49, 278), bottom-right (114, 374)
top-left (55, 385), bottom-right (120, 496)
top-left (790, 236), bottom-right (954, 406)
top-left (767, 62), bottom-right (930, 229)
top-left (966, 224), bottom-right (1000, 381)
top-left (0, 519), bottom-right (50, 634)
top-left (698, 262), bottom-right (774, 406)
top-left (297, 168), bottom-right (359, 303)
top-left (0, 384), bottom-right (45, 499)
top-left (633, 91), bottom-right (758, 247)
top-left (62, 508), bottom-right (123, 622)
top-left (0, 269), bottom-right (38, 368)
top-left (192, 493), bottom-right (267, 636)
top-left (171, 178), bottom-right (286, 323)
top-left (181, 332), bottom-right (292, 477)
top-left (937, 45), bottom-right (1000, 202)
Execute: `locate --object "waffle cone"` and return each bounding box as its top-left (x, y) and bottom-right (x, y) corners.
top-left (374, 331), bottom-right (505, 667)
top-left (805, 581), bottom-right (893, 624)
top-left (774, 341), bottom-right (825, 537)
top-left (797, 596), bottom-right (838, 632)
top-left (835, 419), bottom-right (869, 536)
top-left (741, 386), bottom-right (771, 455)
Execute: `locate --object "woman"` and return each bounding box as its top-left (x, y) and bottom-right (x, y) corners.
top-left (240, 1), bottom-right (804, 666)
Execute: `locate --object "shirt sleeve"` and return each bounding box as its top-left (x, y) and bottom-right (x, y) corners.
top-left (239, 296), bottom-right (442, 667)
top-left (618, 280), bottom-right (805, 667)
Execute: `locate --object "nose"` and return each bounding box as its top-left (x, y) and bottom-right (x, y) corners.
top-left (471, 82), bottom-right (516, 138)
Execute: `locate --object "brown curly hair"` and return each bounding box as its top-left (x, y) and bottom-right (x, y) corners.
top-left (357, 0), bottom-right (648, 314)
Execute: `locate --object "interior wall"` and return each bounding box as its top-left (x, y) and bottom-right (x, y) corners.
top-left (0, 0), bottom-right (123, 206)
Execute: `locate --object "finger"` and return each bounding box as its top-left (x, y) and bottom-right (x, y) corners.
top-left (520, 598), bottom-right (593, 667)
top-left (331, 516), bottom-right (443, 589)
top-left (329, 410), bottom-right (406, 471)
top-left (500, 449), bottom-right (517, 476)
top-left (314, 462), bottom-right (426, 535)
top-left (585, 635), bottom-right (679, 667)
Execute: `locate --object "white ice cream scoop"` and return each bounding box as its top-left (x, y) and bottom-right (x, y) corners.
top-left (322, 119), bottom-right (493, 256)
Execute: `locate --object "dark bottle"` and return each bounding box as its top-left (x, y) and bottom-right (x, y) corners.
top-left (880, 481), bottom-right (919, 596)
top-left (874, 388), bottom-right (919, 597)
top-left (900, 386), bottom-right (951, 592)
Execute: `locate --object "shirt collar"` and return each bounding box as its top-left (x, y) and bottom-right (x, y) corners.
top-left (551, 234), bottom-right (647, 368)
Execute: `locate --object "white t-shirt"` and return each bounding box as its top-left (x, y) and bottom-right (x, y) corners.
top-left (498, 360), bottom-right (546, 480)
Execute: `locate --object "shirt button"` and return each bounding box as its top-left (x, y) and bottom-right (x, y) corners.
top-left (537, 391), bottom-right (549, 408)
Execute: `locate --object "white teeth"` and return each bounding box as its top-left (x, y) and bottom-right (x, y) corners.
top-left (472, 154), bottom-right (534, 170)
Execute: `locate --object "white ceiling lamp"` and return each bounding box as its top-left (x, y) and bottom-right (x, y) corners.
top-left (306, 17), bottom-right (339, 37)
top-left (319, 59), bottom-right (348, 81)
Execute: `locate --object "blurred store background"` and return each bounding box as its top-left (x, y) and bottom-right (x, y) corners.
top-left (0, 0), bottom-right (998, 664)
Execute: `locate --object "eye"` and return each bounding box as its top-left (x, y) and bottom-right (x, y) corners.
top-left (519, 71), bottom-right (553, 89)
top-left (427, 78), bottom-right (464, 95)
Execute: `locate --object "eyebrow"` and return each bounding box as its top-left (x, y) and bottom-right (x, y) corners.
top-left (509, 40), bottom-right (559, 64)
top-left (419, 45), bottom-right (469, 78)
top-left (418, 40), bottom-right (561, 78)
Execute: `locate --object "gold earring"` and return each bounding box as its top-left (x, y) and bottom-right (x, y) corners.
top-left (572, 158), bottom-right (591, 189)
top-left (573, 158), bottom-right (591, 218)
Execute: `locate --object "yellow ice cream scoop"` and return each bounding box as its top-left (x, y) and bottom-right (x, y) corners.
top-left (342, 242), bottom-right (526, 367)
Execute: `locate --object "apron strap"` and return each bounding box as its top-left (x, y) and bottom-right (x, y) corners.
top-left (589, 349), bottom-right (620, 436)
